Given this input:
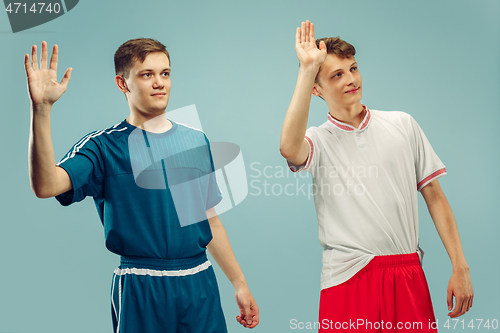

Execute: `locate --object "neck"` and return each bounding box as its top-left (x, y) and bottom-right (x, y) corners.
top-left (328, 103), bottom-right (365, 128)
top-left (126, 109), bottom-right (172, 134)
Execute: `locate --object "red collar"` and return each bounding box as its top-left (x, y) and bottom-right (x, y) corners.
top-left (327, 105), bottom-right (371, 132)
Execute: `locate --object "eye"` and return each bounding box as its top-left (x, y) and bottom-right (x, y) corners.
top-left (333, 73), bottom-right (341, 78)
top-left (162, 72), bottom-right (170, 77)
top-left (142, 73), bottom-right (151, 78)
top-left (351, 66), bottom-right (357, 72)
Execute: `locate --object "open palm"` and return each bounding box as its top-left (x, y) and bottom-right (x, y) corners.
top-left (24, 41), bottom-right (72, 108)
top-left (295, 20), bottom-right (327, 68)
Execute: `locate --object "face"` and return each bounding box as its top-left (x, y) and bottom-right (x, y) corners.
top-left (116, 52), bottom-right (171, 115)
top-left (313, 54), bottom-right (362, 109)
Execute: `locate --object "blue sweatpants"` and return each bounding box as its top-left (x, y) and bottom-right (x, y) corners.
top-left (111, 251), bottom-right (227, 333)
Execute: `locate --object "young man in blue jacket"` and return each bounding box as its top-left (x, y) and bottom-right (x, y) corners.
top-left (26, 38), bottom-right (259, 332)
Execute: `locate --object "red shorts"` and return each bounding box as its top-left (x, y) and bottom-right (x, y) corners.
top-left (319, 253), bottom-right (438, 332)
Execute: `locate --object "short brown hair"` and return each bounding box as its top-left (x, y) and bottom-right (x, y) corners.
top-left (315, 37), bottom-right (356, 84)
top-left (114, 38), bottom-right (170, 79)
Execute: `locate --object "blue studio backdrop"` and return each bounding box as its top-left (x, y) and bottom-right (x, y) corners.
top-left (0, 0), bottom-right (498, 332)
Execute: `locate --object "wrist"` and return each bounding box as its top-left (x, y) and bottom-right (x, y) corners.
top-left (231, 277), bottom-right (249, 291)
top-left (298, 63), bottom-right (320, 76)
top-left (452, 262), bottom-right (470, 273)
top-left (31, 102), bottom-right (52, 116)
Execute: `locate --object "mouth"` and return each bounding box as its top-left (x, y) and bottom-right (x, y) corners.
top-left (345, 87), bottom-right (360, 94)
top-left (151, 93), bottom-right (166, 97)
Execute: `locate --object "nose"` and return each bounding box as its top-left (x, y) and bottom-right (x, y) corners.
top-left (152, 75), bottom-right (164, 89)
top-left (347, 72), bottom-right (356, 86)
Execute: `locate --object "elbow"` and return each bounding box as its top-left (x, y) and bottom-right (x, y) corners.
top-left (31, 184), bottom-right (54, 199)
top-left (33, 189), bottom-right (51, 199)
top-left (279, 144), bottom-right (299, 161)
top-left (280, 133), bottom-right (303, 161)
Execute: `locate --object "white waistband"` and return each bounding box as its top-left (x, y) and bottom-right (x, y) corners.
top-left (114, 260), bottom-right (212, 277)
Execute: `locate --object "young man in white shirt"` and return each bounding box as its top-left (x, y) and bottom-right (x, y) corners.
top-left (280, 20), bottom-right (473, 331)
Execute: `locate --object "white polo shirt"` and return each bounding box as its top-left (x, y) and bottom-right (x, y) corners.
top-left (288, 106), bottom-right (446, 290)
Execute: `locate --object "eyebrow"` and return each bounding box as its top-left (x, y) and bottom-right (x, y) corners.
top-left (139, 68), bottom-right (170, 73)
top-left (328, 62), bottom-right (357, 76)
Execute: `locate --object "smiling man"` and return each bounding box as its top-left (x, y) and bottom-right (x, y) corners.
top-left (26, 38), bottom-right (258, 332)
top-left (280, 21), bottom-right (473, 331)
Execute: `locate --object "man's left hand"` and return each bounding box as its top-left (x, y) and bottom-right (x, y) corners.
top-left (447, 266), bottom-right (474, 318)
top-left (235, 286), bottom-right (259, 328)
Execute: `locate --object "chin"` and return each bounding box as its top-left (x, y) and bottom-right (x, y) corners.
top-left (154, 101), bottom-right (169, 110)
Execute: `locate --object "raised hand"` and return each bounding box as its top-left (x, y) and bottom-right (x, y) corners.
top-left (295, 20), bottom-right (327, 68)
top-left (24, 41), bottom-right (72, 110)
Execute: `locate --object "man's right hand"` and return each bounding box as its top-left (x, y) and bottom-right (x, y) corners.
top-left (24, 41), bottom-right (72, 111)
top-left (295, 20), bottom-right (327, 69)
top-left (280, 20), bottom-right (325, 166)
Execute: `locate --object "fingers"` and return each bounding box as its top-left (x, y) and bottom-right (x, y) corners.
top-left (236, 314), bottom-right (249, 327)
top-left (297, 20), bottom-right (318, 45)
top-left (460, 292), bottom-right (473, 316)
top-left (319, 40), bottom-right (327, 52)
top-left (29, 42), bottom-right (58, 72)
top-left (301, 21), bottom-right (306, 44)
top-left (236, 305), bottom-right (259, 329)
top-left (456, 297), bottom-right (467, 317)
top-left (24, 53), bottom-right (31, 77)
top-left (244, 304), bottom-right (252, 325)
top-left (236, 315), bottom-right (258, 329)
top-left (50, 44), bottom-right (58, 71)
top-left (447, 289), bottom-right (453, 311)
top-left (40, 41), bottom-right (48, 70)
top-left (464, 295), bottom-right (471, 313)
top-left (448, 294), bottom-right (468, 318)
top-left (454, 297), bottom-right (465, 317)
top-left (250, 305), bottom-right (260, 328)
top-left (305, 20), bottom-right (310, 43)
top-left (468, 287), bottom-right (474, 311)
top-left (60, 67), bottom-right (72, 89)
top-left (31, 44), bottom-right (39, 71)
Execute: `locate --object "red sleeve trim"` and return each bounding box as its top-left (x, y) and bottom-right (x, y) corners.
top-left (287, 136), bottom-right (314, 173)
top-left (417, 168), bottom-right (447, 191)
top-left (304, 136), bottom-right (314, 170)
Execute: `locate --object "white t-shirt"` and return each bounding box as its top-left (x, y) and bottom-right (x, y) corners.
top-left (288, 106), bottom-right (446, 290)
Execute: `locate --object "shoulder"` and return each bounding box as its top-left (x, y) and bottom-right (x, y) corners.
top-left (369, 109), bottom-right (418, 131)
top-left (65, 122), bottom-right (130, 158)
top-left (174, 121), bottom-right (208, 141)
top-left (370, 109), bottom-right (412, 122)
top-left (310, 121), bottom-right (333, 137)
top-left (82, 121), bottom-right (129, 144)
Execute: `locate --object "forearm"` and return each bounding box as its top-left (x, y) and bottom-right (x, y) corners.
top-left (207, 217), bottom-right (248, 290)
top-left (425, 192), bottom-right (469, 271)
top-left (280, 65), bottom-right (318, 159)
top-left (29, 105), bottom-right (58, 198)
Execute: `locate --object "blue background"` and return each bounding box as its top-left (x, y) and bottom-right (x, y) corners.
top-left (1, 0), bottom-right (498, 332)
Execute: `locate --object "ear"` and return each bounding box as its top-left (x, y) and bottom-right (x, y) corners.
top-left (312, 83), bottom-right (322, 97)
top-left (115, 75), bottom-right (129, 93)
